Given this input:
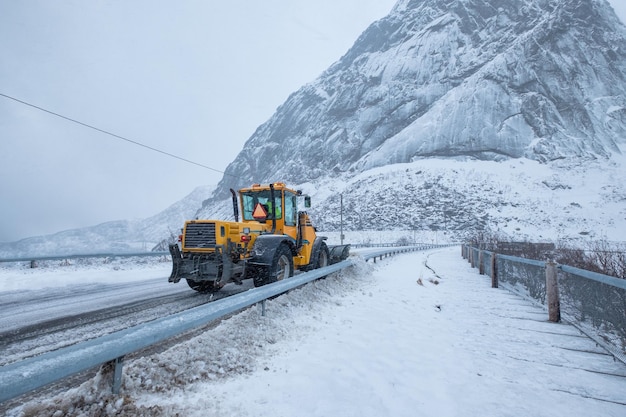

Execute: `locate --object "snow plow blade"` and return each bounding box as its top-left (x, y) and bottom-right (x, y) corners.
top-left (168, 244), bottom-right (184, 283)
top-left (328, 244), bottom-right (350, 264)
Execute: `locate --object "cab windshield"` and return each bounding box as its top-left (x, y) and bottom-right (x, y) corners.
top-left (241, 190), bottom-right (282, 221)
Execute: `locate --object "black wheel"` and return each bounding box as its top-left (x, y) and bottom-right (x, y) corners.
top-left (243, 265), bottom-right (260, 281)
top-left (186, 279), bottom-right (219, 293)
top-left (253, 244), bottom-right (294, 287)
top-left (316, 243), bottom-right (330, 269)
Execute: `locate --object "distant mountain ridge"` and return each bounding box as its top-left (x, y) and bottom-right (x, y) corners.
top-left (0, 186), bottom-right (212, 258)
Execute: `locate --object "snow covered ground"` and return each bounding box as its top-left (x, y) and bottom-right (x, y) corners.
top-left (0, 256), bottom-right (172, 292)
top-left (4, 246), bottom-right (626, 416)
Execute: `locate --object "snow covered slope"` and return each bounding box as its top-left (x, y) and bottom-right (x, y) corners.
top-left (198, 154), bottom-right (626, 244)
top-left (211, 0), bottom-right (626, 198)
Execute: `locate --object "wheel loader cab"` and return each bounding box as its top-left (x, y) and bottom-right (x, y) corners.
top-left (241, 190), bottom-right (282, 222)
top-left (239, 183), bottom-right (300, 233)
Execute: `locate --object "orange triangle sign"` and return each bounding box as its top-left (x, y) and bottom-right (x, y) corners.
top-left (252, 203), bottom-right (268, 220)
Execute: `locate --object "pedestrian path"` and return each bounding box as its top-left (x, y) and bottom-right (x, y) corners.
top-left (422, 247), bottom-right (626, 413)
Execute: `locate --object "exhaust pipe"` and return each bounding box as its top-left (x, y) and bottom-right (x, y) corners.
top-left (230, 188), bottom-right (239, 222)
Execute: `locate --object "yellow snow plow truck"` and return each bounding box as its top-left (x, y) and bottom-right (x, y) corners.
top-left (168, 182), bottom-right (350, 292)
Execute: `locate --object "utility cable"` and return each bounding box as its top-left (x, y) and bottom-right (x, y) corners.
top-left (0, 92), bottom-right (238, 178)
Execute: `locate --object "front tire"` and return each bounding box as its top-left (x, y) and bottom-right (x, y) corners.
top-left (316, 243), bottom-right (330, 269)
top-left (253, 244), bottom-right (294, 287)
top-left (186, 279), bottom-right (219, 293)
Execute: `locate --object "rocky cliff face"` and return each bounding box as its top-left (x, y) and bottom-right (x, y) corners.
top-left (209, 0), bottom-right (626, 203)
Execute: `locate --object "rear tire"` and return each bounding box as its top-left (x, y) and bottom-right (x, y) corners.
top-left (186, 279), bottom-right (219, 293)
top-left (244, 265), bottom-right (260, 281)
top-left (253, 244), bottom-right (294, 287)
top-left (316, 243), bottom-right (330, 269)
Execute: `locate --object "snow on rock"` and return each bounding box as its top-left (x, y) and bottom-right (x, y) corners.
top-left (196, 0), bottom-right (626, 244)
top-left (195, 155), bottom-right (626, 245)
top-left (211, 0), bottom-right (626, 198)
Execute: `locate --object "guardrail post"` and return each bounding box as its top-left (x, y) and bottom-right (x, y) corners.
top-left (478, 250), bottom-right (484, 275)
top-left (491, 253), bottom-right (498, 288)
top-left (112, 356), bottom-right (124, 394)
top-left (546, 261), bottom-right (561, 322)
top-left (261, 300), bottom-right (267, 317)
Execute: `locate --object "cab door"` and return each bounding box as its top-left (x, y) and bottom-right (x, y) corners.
top-left (282, 191), bottom-right (298, 239)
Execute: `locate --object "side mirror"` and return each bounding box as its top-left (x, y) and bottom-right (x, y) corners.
top-left (304, 196), bottom-right (311, 208)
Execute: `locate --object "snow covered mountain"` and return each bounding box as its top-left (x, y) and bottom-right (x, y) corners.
top-left (196, 0), bottom-right (626, 240)
top-left (208, 0), bottom-right (626, 202)
top-left (3, 0), bottom-right (626, 257)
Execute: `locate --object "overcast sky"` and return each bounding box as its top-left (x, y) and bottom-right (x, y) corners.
top-left (1, 1), bottom-right (625, 243)
top-left (0, 0), bottom-right (397, 242)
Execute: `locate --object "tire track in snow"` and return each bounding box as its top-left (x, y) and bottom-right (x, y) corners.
top-left (0, 281), bottom-right (250, 365)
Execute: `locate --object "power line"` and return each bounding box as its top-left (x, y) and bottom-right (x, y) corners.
top-left (0, 92), bottom-right (237, 178)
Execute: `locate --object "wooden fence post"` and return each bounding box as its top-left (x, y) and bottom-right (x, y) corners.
top-left (478, 250), bottom-right (484, 275)
top-left (545, 261), bottom-right (561, 322)
top-left (491, 253), bottom-right (498, 288)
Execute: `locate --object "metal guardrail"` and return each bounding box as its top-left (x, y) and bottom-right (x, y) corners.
top-left (358, 244), bottom-right (451, 262)
top-left (0, 251), bottom-right (169, 263)
top-left (0, 243), bottom-right (448, 263)
top-left (462, 244), bottom-right (626, 365)
top-left (559, 264), bottom-right (626, 290)
top-left (0, 243), bottom-right (446, 264)
top-left (0, 244), bottom-right (451, 403)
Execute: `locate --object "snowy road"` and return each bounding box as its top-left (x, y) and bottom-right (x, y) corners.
top-left (2, 247), bottom-right (626, 417)
top-left (0, 259), bottom-right (251, 365)
top-left (0, 276), bottom-right (185, 333)
top-left (0, 250), bottom-right (377, 366)
top-left (0, 248), bottom-right (379, 350)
